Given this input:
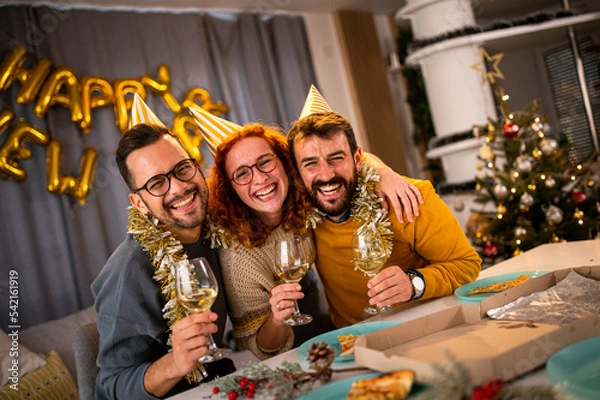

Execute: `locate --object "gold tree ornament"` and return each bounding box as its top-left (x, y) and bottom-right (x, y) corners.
top-left (470, 48), bottom-right (505, 85)
top-left (513, 248), bottom-right (524, 257)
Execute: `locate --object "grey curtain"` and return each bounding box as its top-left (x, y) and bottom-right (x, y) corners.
top-left (0, 5), bottom-right (317, 328)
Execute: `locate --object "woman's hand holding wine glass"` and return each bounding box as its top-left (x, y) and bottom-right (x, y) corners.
top-left (174, 257), bottom-right (231, 363)
top-left (273, 236), bottom-right (313, 326)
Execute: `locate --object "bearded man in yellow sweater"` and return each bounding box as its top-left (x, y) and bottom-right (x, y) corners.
top-left (287, 111), bottom-right (481, 328)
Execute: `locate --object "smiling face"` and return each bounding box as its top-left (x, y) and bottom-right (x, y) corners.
top-left (293, 131), bottom-right (362, 221)
top-left (127, 135), bottom-right (208, 243)
top-left (225, 136), bottom-right (289, 227)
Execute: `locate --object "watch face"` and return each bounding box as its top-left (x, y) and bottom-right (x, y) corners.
top-left (413, 276), bottom-right (425, 291)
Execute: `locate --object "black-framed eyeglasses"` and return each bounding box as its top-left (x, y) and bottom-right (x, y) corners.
top-left (133, 158), bottom-right (198, 197)
top-left (231, 154), bottom-right (278, 185)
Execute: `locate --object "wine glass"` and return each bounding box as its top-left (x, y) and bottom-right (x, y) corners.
top-left (174, 257), bottom-right (231, 363)
top-left (352, 226), bottom-right (391, 315)
top-left (299, 232), bottom-right (316, 267)
top-left (273, 236), bottom-right (313, 326)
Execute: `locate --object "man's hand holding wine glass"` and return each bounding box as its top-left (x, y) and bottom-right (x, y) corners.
top-left (170, 311), bottom-right (219, 375)
top-left (175, 257), bottom-right (231, 364)
top-left (366, 266), bottom-right (416, 309)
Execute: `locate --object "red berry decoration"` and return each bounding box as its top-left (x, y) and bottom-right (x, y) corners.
top-left (503, 121), bottom-right (519, 138)
top-left (212, 387), bottom-right (220, 394)
top-left (245, 389), bottom-right (255, 398)
top-left (472, 378), bottom-right (504, 399)
top-left (483, 243), bottom-right (498, 259)
top-left (472, 387), bottom-right (485, 400)
top-left (239, 377), bottom-right (249, 388)
top-left (570, 190), bottom-right (587, 206)
top-left (248, 383), bottom-right (257, 391)
top-left (227, 390), bottom-right (238, 400)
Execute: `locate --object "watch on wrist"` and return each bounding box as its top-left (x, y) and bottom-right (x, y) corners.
top-left (407, 269), bottom-right (425, 300)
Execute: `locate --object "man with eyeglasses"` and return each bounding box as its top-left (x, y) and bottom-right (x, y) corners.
top-left (91, 124), bottom-right (234, 400)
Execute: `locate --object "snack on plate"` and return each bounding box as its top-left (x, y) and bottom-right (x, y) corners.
top-left (338, 334), bottom-right (357, 356)
top-left (346, 370), bottom-right (415, 400)
top-left (469, 274), bottom-right (530, 295)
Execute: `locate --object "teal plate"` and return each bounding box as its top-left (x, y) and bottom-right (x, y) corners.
top-left (297, 372), bottom-right (429, 400)
top-left (454, 270), bottom-right (549, 303)
top-left (547, 336), bottom-right (600, 399)
top-left (297, 321), bottom-right (399, 364)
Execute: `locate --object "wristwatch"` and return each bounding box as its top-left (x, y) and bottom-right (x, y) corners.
top-left (406, 269), bottom-right (425, 300)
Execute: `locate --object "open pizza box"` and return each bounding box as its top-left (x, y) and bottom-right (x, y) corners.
top-left (354, 265), bottom-right (600, 385)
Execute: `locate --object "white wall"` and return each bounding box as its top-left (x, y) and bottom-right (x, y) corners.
top-left (301, 11), bottom-right (424, 178)
top-left (301, 12), bottom-right (363, 144)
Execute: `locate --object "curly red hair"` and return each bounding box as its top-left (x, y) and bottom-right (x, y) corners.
top-left (208, 123), bottom-right (312, 248)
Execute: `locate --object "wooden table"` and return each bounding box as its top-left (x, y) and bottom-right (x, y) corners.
top-left (170, 239), bottom-right (600, 399)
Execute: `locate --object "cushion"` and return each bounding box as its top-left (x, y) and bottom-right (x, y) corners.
top-left (0, 350), bottom-right (78, 400)
top-left (19, 306), bottom-right (96, 380)
top-left (0, 331), bottom-right (46, 387)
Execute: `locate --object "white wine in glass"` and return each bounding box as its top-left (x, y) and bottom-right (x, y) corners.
top-left (274, 236), bottom-right (313, 326)
top-left (175, 257), bottom-right (231, 363)
top-left (352, 227), bottom-right (391, 315)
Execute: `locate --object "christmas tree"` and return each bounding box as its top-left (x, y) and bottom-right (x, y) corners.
top-left (466, 51), bottom-right (599, 263)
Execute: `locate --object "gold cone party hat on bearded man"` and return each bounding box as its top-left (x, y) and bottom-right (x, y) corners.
top-left (189, 105), bottom-right (241, 157)
top-left (129, 93), bottom-right (166, 128)
top-left (299, 84), bottom-right (333, 119)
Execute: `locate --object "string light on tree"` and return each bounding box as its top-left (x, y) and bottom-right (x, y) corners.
top-left (463, 47), bottom-right (599, 263)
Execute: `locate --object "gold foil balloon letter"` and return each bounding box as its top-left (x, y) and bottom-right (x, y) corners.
top-left (141, 64), bottom-right (181, 114)
top-left (79, 75), bottom-right (114, 133)
top-left (0, 111), bottom-right (50, 181)
top-left (0, 45), bottom-right (53, 105)
top-left (35, 66), bottom-right (83, 123)
top-left (46, 139), bottom-right (98, 204)
top-left (172, 114), bottom-right (204, 165)
top-left (113, 79), bottom-right (145, 132)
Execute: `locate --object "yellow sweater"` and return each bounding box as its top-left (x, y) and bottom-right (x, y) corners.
top-left (314, 178), bottom-right (481, 328)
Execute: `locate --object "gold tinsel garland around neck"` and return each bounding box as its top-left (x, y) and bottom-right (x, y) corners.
top-left (127, 206), bottom-right (206, 383)
top-left (311, 159), bottom-right (393, 257)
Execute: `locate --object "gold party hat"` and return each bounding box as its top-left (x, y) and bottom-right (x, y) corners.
top-left (299, 84), bottom-right (333, 119)
top-left (189, 105), bottom-right (242, 156)
top-left (129, 93), bottom-right (166, 128)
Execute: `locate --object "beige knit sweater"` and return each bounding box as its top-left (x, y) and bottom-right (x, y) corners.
top-left (219, 225), bottom-right (301, 359)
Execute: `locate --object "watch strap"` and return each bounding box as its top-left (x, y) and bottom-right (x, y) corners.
top-left (406, 269), bottom-right (425, 300)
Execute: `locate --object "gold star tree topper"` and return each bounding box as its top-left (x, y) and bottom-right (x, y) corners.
top-left (471, 48), bottom-right (505, 84)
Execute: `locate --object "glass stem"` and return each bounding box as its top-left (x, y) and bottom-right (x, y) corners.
top-left (291, 300), bottom-right (301, 317)
top-left (206, 333), bottom-right (218, 351)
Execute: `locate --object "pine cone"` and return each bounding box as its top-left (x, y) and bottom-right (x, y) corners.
top-left (306, 342), bottom-right (334, 383)
top-left (307, 342), bottom-right (335, 368)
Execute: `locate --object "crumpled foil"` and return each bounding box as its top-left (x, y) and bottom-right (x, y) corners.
top-left (486, 270), bottom-right (600, 325)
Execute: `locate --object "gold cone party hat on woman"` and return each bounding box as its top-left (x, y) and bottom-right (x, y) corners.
top-left (129, 93), bottom-right (166, 128)
top-left (189, 105), bottom-right (241, 157)
top-left (299, 84), bottom-right (333, 119)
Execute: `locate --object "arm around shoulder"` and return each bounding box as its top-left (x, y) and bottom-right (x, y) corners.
top-left (410, 181), bottom-right (481, 299)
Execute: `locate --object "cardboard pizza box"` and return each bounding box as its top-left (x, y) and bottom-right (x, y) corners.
top-left (353, 266), bottom-right (600, 385)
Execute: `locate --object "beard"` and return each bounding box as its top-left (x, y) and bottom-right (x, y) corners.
top-left (145, 185), bottom-right (208, 230)
top-left (307, 172), bottom-right (357, 219)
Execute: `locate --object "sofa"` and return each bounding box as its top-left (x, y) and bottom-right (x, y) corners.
top-left (0, 306), bottom-right (96, 399)
top-left (1, 306), bottom-right (259, 400)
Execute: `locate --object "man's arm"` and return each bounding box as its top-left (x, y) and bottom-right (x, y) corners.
top-left (363, 152), bottom-right (423, 223)
top-left (367, 180), bottom-right (481, 308)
